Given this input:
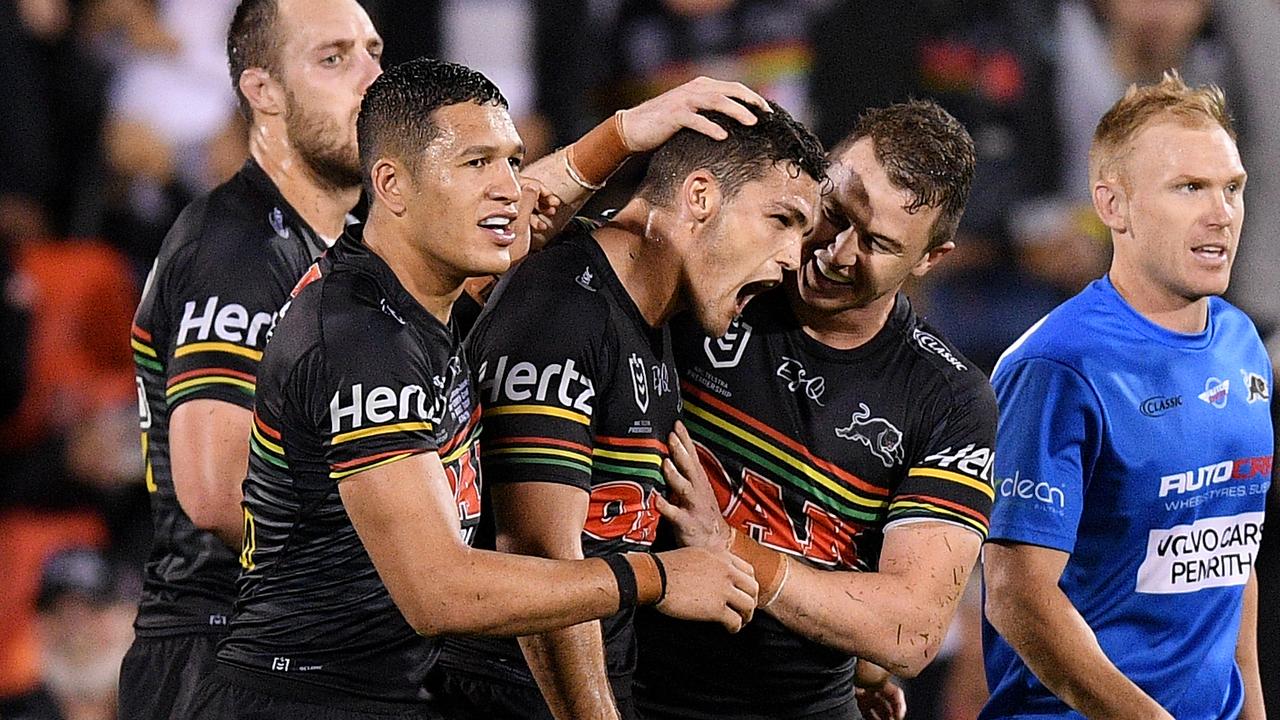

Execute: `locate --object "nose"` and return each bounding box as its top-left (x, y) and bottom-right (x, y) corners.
top-left (357, 51), bottom-right (383, 95)
top-left (777, 233), bottom-right (803, 272)
top-left (1206, 190), bottom-right (1236, 228)
top-left (489, 161), bottom-right (522, 205)
top-left (826, 226), bottom-right (860, 269)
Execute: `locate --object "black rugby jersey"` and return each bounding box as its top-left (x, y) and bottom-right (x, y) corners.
top-left (215, 227), bottom-right (481, 705)
top-left (634, 289), bottom-right (997, 719)
top-left (439, 219), bottom-right (679, 695)
top-left (130, 160), bottom-right (326, 636)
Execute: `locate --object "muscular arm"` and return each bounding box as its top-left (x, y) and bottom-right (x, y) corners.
top-left (765, 522), bottom-right (980, 677)
top-left (983, 541), bottom-right (1173, 720)
top-left (492, 482), bottom-right (618, 720)
top-left (170, 399), bottom-right (251, 547)
top-left (1237, 573), bottom-right (1265, 720)
top-left (340, 452), bottom-right (754, 639)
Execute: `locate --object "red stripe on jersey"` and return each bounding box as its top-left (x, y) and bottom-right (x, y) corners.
top-left (166, 367), bottom-right (257, 388)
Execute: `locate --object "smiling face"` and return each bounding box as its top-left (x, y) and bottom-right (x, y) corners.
top-left (1107, 119), bottom-right (1245, 304)
top-left (400, 101), bottom-right (525, 283)
top-left (796, 138), bottom-right (949, 318)
top-left (682, 162), bottom-right (820, 336)
top-left (274, 0), bottom-right (383, 189)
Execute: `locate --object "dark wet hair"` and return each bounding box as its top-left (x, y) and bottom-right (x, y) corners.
top-left (227, 0), bottom-right (280, 119)
top-left (836, 99), bottom-right (975, 249)
top-left (357, 57), bottom-right (508, 197)
top-left (636, 100), bottom-right (828, 206)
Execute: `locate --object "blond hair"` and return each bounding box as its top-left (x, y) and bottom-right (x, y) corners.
top-left (1088, 69), bottom-right (1235, 187)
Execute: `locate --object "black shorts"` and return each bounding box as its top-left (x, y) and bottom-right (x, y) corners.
top-left (426, 668), bottom-right (637, 720)
top-left (180, 666), bottom-right (443, 720)
top-left (118, 632), bottom-right (223, 720)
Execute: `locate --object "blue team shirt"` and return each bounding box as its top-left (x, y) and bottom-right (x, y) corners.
top-left (981, 276), bottom-right (1272, 720)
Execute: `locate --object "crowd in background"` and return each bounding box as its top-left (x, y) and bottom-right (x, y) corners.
top-left (1, 0), bottom-right (1278, 718)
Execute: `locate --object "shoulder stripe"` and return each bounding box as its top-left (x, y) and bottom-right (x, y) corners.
top-left (168, 367), bottom-right (256, 388)
top-left (131, 323), bottom-right (153, 343)
top-left (890, 495), bottom-right (989, 526)
top-left (331, 421), bottom-right (433, 446)
top-left (175, 341), bottom-right (263, 362)
top-left (595, 435), bottom-right (669, 453)
top-left (486, 404), bottom-right (590, 426)
top-left (131, 338), bottom-right (158, 358)
top-left (887, 500), bottom-right (988, 536)
top-left (487, 435), bottom-right (592, 455)
top-left (907, 467), bottom-right (995, 501)
top-left (330, 450), bottom-right (421, 480)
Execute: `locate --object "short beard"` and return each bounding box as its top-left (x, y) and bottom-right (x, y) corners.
top-left (284, 88), bottom-right (362, 191)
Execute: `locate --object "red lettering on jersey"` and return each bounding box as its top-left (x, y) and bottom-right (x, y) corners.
top-left (583, 480), bottom-right (659, 546)
top-left (444, 446), bottom-right (482, 522)
top-left (1232, 455), bottom-right (1273, 480)
top-left (696, 441), bottom-right (860, 569)
top-left (290, 263), bottom-right (323, 298)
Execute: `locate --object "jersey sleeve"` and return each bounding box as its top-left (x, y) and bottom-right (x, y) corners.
top-left (985, 357), bottom-right (1103, 552)
top-left (301, 323), bottom-right (443, 483)
top-left (468, 287), bottom-right (607, 492)
top-left (161, 241), bottom-right (289, 412)
top-left (888, 378), bottom-right (998, 539)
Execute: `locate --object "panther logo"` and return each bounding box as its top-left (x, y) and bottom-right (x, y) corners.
top-left (835, 404), bottom-right (904, 468)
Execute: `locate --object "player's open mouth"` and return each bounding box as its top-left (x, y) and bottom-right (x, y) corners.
top-left (479, 214), bottom-right (517, 245)
top-left (1191, 243), bottom-right (1226, 262)
top-left (813, 255), bottom-right (853, 285)
top-left (736, 278), bottom-right (779, 313)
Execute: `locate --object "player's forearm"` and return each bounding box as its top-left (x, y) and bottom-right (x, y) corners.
top-left (1236, 575), bottom-right (1266, 720)
top-left (766, 561), bottom-right (965, 677)
top-left (519, 624), bottom-right (619, 720)
top-left (402, 550), bottom-right (621, 637)
top-left (985, 584), bottom-right (1171, 719)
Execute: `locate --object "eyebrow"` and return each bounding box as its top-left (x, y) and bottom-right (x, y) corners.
top-left (458, 143), bottom-right (526, 158)
top-left (771, 200), bottom-right (812, 227)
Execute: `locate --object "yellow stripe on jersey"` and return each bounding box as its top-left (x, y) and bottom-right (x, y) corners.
top-left (331, 421), bottom-right (434, 446)
top-left (907, 467), bottom-right (995, 501)
top-left (174, 341), bottom-right (263, 361)
top-left (131, 339), bottom-right (158, 358)
top-left (329, 451), bottom-right (418, 480)
top-left (593, 447), bottom-right (662, 467)
top-left (485, 404), bottom-right (590, 426)
top-left (485, 445), bottom-right (593, 465)
top-left (166, 375), bottom-right (256, 397)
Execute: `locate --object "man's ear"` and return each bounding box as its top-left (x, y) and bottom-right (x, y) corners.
top-left (680, 169), bottom-right (722, 228)
top-left (239, 67), bottom-right (286, 117)
top-left (370, 158), bottom-right (408, 215)
top-left (1092, 175), bottom-right (1129, 235)
top-left (910, 240), bottom-right (955, 278)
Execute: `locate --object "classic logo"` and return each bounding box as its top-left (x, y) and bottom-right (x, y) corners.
top-left (912, 328), bottom-right (967, 371)
top-left (1140, 395), bottom-right (1183, 417)
top-left (629, 353), bottom-right (650, 413)
top-left (476, 355), bottom-right (595, 415)
top-left (380, 298), bottom-right (405, 325)
top-left (1242, 370), bottom-right (1269, 404)
top-left (1198, 377), bottom-right (1229, 408)
top-left (835, 403), bottom-right (904, 468)
top-left (775, 356), bottom-right (825, 405)
top-left (177, 296), bottom-right (276, 348)
top-left (576, 266), bottom-right (597, 292)
top-left (704, 318), bottom-right (752, 369)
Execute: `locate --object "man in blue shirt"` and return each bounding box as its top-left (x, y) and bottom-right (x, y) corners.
top-left (982, 71), bottom-right (1270, 719)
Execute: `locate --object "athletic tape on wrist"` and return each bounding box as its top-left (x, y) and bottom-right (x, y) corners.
top-left (626, 552), bottom-right (663, 606)
top-left (603, 553), bottom-right (638, 611)
top-left (565, 111), bottom-right (632, 189)
top-left (729, 528), bottom-right (787, 602)
top-left (651, 552), bottom-right (668, 605)
top-left (759, 554), bottom-right (791, 608)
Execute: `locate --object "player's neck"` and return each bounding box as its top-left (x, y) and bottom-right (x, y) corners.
top-left (250, 132), bottom-right (359, 241)
top-left (1108, 269), bottom-right (1210, 335)
top-left (789, 282), bottom-right (896, 351)
top-left (362, 214), bottom-right (462, 326)
top-left (596, 201), bottom-right (684, 328)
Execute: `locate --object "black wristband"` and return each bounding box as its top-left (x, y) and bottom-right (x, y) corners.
top-left (651, 552), bottom-right (668, 605)
top-left (603, 553), bottom-right (638, 611)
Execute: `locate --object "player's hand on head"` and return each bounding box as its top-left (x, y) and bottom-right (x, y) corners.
top-left (653, 546), bottom-right (757, 632)
top-left (617, 76), bottom-right (772, 151)
top-left (854, 678), bottom-right (906, 720)
top-left (516, 175), bottom-right (560, 258)
top-left (656, 421), bottom-right (733, 551)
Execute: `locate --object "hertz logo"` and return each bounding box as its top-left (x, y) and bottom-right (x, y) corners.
top-left (177, 296), bottom-right (276, 347)
top-left (329, 383), bottom-right (435, 434)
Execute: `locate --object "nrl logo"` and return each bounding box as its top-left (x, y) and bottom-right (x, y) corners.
top-left (704, 317), bottom-right (752, 369)
top-left (835, 403), bottom-right (904, 468)
top-left (629, 353), bottom-right (650, 413)
top-left (1241, 370), bottom-right (1269, 404)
